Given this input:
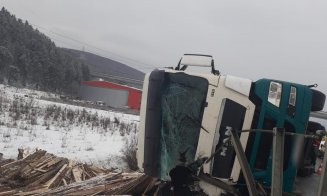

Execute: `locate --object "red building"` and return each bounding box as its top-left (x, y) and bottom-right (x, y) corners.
top-left (80, 81), bottom-right (142, 110)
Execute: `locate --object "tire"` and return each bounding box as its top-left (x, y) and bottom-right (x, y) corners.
top-left (297, 166), bottom-right (314, 177)
top-left (311, 89), bottom-right (326, 111)
top-left (307, 121), bottom-right (324, 133)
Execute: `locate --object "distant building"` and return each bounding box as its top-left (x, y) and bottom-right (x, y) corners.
top-left (79, 81), bottom-right (142, 110)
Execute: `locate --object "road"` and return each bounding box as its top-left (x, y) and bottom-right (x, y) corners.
top-left (294, 158), bottom-right (323, 196)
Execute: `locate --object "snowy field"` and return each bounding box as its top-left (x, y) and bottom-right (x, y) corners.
top-left (0, 84), bottom-right (139, 170)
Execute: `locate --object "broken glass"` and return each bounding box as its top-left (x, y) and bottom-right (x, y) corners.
top-left (158, 72), bottom-right (208, 180)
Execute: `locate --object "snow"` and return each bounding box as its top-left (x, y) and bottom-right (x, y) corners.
top-left (0, 84), bottom-right (139, 170)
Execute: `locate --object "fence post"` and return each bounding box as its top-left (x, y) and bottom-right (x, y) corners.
top-left (271, 127), bottom-right (285, 196)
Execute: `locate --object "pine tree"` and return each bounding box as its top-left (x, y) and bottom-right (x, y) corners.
top-left (0, 7), bottom-right (90, 94)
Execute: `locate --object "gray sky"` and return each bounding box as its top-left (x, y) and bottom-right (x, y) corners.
top-left (1, 0), bottom-right (327, 111)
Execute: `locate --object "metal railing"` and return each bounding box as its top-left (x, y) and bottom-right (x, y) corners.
top-left (223, 127), bottom-right (326, 196)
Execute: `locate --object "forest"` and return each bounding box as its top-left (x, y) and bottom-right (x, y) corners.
top-left (0, 7), bottom-right (90, 95)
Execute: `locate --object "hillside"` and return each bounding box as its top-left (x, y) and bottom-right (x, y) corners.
top-left (0, 7), bottom-right (90, 95)
top-left (63, 48), bottom-right (145, 88)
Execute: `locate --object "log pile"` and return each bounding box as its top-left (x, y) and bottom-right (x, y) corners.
top-left (38, 172), bottom-right (153, 195)
top-left (0, 150), bottom-right (150, 195)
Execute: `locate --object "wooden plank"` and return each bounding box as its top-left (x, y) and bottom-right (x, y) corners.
top-left (142, 177), bottom-right (157, 195)
top-left (23, 150), bottom-right (47, 162)
top-left (26, 161), bottom-right (67, 187)
top-left (14, 187), bottom-right (48, 196)
top-left (0, 159), bottom-right (21, 169)
top-left (88, 165), bottom-right (105, 174)
top-left (44, 164), bottom-right (68, 188)
top-left (0, 159), bottom-right (15, 167)
top-left (68, 160), bottom-right (74, 168)
top-left (0, 185), bottom-right (12, 192)
top-left (0, 169), bottom-right (20, 184)
top-left (45, 158), bottom-right (63, 168)
top-left (34, 154), bottom-right (54, 168)
top-left (64, 185), bottom-right (105, 195)
top-left (49, 167), bottom-right (70, 188)
top-left (37, 173), bottom-right (122, 195)
top-left (0, 150), bottom-right (129, 196)
top-left (82, 168), bottom-right (92, 179)
top-left (63, 168), bottom-right (72, 180)
top-left (100, 178), bottom-right (137, 195)
top-left (62, 179), bottom-right (67, 186)
top-left (33, 168), bottom-right (47, 173)
top-left (0, 190), bottom-right (16, 195)
top-left (72, 167), bottom-right (82, 182)
top-left (64, 179), bottom-right (131, 195)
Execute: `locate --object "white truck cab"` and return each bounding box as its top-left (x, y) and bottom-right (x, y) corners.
top-left (137, 55), bottom-right (255, 195)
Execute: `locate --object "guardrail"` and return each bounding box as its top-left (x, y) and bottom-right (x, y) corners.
top-left (311, 111), bottom-right (327, 120)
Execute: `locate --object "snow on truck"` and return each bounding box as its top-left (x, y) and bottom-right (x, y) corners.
top-left (136, 54), bottom-right (326, 195)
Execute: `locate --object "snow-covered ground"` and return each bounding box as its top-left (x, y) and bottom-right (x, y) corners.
top-left (0, 84), bottom-right (139, 170)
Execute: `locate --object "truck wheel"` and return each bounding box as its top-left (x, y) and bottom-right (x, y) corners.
top-left (307, 121), bottom-right (323, 133)
top-left (297, 166), bottom-right (314, 177)
top-left (311, 89), bottom-right (326, 111)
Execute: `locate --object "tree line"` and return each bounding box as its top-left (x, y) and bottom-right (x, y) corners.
top-left (0, 7), bottom-right (90, 95)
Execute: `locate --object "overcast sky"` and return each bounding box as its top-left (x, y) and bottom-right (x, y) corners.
top-left (1, 0), bottom-right (326, 110)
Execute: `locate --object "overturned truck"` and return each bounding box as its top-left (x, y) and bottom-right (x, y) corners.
top-left (137, 54), bottom-right (326, 195)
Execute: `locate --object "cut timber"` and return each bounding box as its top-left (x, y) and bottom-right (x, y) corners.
top-left (62, 179), bottom-right (67, 186)
top-left (45, 157), bottom-right (63, 168)
top-left (0, 150), bottom-right (146, 195)
top-left (34, 168), bottom-right (47, 173)
top-left (72, 166), bottom-right (83, 182)
top-left (0, 159), bottom-right (15, 167)
top-left (14, 187), bottom-right (49, 196)
top-left (0, 190), bottom-right (15, 196)
top-left (45, 164), bottom-right (68, 188)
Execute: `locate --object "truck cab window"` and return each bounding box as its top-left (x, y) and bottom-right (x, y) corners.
top-left (268, 82), bottom-right (282, 107)
top-left (289, 86), bottom-right (296, 106)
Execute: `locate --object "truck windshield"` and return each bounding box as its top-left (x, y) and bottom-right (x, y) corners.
top-left (159, 73), bottom-right (208, 180)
